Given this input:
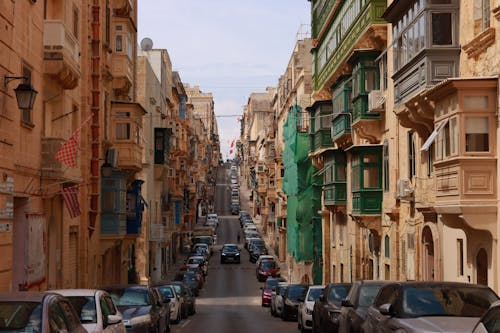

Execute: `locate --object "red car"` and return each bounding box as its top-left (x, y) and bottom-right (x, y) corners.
top-left (256, 259), bottom-right (280, 282)
top-left (261, 277), bottom-right (286, 306)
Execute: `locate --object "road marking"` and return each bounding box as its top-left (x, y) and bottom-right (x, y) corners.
top-left (180, 319), bottom-right (191, 328)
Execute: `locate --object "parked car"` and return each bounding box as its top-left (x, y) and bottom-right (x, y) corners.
top-left (191, 236), bottom-right (214, 255)
top-left (52, 289), bottom-right (126, 333)
top-left (231, 203), bottom-right (240, 215)
top-left (281, 284), bottom-right (310, 321)
top-left (179, 264), bottom-right (204, 288)
top-left (152, 284), bottom-right (184, 324)
top-left (298, 285), bottom-right (324, 332)
top-left (260, 277), bottom-right (286, 307)
top-left (271, 283), bottom-right (289, 317)
top-left (220, 243), bottom-right (241, 264)
top-left (0, 291), bottom-right (87, 333)
top-left (363, 281), bottom-right (499, 333)
top-left (163, 283), bottom-right (191, 317)
top-left (100, 285), bottom-right (170, 333)
top-left (472, 299), bottom-right (500, 333)
top-left (173, 272), bottom-right (200, 296)
top-left (249, 241), bottom-right (268, 263)
top-left (256, 255), bottom-right (275, 266)
top-left (185, 256), bottom-right (208, 276)
top-left (206, 213), bottom-right (219, 226)
top-left (256, 259), bottom-right (281, 282)
top-left (312, 283), bottom-right (352, 333)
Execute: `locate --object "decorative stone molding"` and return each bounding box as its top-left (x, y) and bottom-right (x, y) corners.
top-left (493, 6), bottom-right (500, 21)
top-left (462, 27), bottom-right (496, 59)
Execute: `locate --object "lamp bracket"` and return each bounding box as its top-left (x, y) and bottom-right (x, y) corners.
top-left (4, 76), bottom-right (28, 87)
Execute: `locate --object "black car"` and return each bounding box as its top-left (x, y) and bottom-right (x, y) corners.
top-left (281, 284), bottom-right (310, 321)
top-left (231, 203), bottom-right (240, 215)
top-left (102, 284), bottom-right (170, 333)
top-left (220, 243), bottom-right (241, 263)
top-left (338, 280), bottom-right (392, 333)
top-left (174, 271), bottom-right (200, 296)
top-left (249, 243), bottom-right (268, 263)
top-left (312, 283), bottom-right (352, 333)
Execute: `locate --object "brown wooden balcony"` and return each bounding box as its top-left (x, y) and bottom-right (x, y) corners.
top-left (41, 138), bottom-right (82, 181)
top-left (257, 183), bottom-right (267, 194)
top-left (43, 20), bottom-right (81, 89)
top-left (112, 54), bottom-right (134, 97)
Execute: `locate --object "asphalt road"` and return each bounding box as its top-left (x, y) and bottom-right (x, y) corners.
top-left (171, 165), bottom-right (296, 332)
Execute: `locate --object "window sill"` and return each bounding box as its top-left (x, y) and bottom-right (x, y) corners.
top-left (462, 27), bottom-right (495, 59)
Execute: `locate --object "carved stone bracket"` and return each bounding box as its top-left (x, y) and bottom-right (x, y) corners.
top-left (493, 6), bottom-right (500, 21)
top-left (463, 27), bottom-right (496, 60)
top-left (352, 121), bottom-right (382, 144)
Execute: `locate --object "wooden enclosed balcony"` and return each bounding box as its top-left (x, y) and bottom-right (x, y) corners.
top-left (324, 182), bottom-right (347, 206)
top-left (112, 54), bottom-right (134, 97)
top-left (43, 20), bottom-right (81, 89)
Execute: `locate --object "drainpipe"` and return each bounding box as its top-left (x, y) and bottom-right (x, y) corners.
top-left (89, 2), bottom-right (101, 237)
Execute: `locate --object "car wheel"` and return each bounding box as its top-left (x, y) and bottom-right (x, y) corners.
top-left (191, 303), bottom-right (196, 315)
top-left (173, 308), bottom-right (181, 324)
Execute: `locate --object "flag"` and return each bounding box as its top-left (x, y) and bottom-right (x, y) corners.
top-left (237, 117), bottom-right (241, 122)
top-left (61, 185), bottom-right (81, 218)
top-left (54, 114), bottom-right (93, 168)
top-left (230, 139), bottom-right (235, 148)
top-left (55, 129), bottom-right (80, 167)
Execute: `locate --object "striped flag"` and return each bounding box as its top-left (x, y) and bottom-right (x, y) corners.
top-left (61, 185), bottom-right (81, 219)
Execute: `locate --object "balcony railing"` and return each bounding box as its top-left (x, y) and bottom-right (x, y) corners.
top-left (310, 129), bottom-right (333, 152)
top-left (332, 113), bottom-right (352, 143)
top-left (352, 189), bottom-right (382, 215)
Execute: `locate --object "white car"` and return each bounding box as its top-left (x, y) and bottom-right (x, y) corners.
top-left (186, 255), bottom-right (208, 276)
top-left (52, 289), bottom-right (126, 333)
top-left (244, 224), bottom-right (257, 233)
top-left (298, 285), bottom-right (324, 332)
top-left (256, 255), bottom-right (275, 266)
top-left (472, 299), bottom-right (500, 333)
top-left (270, 283), bottom-right (288, 317)
top-left (153, 284), bottom-right (183, 324)
top-left (207, 213), bottom-right (219, 226)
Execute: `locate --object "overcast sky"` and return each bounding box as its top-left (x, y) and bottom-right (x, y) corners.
top-left (138, 1), bottom-right (311, 159)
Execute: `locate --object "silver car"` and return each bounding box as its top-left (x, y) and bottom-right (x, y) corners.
top-left (472, 300), bottom-right (500, 333)
top-left (363, 281), bottom-right (498, 333)
top-left (52, 289), bottom-right (126, 333)
top-left (270, 283), bottom-right (288, 317)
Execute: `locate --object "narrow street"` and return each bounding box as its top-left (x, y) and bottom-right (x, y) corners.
top-left (171, 165), bottom-right (295, 333)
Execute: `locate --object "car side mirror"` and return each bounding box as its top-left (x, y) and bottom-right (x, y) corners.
top-left (379, 303), bottom-right (393, 316)
top-left (106, 314), bottom-right (122, 325)
top-left (163, 298), bottom-right (171, 304)
top-left (341, 299), bottom-right (353, 307)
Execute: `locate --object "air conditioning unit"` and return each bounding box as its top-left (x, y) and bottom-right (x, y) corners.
top-left (397, 178), bottom-right (414, 200)
top-left (106, 148), bottom-right (118, 167)
top-left (368, 90), bottom-right (386, 112)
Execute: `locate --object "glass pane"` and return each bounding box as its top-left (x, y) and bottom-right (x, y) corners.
top-left (365, 70), bottom-right (377, 93)
top-left (463, 96), bottom-right (489, 110)
top-left (363, 154), bottom-right (378, 164)
top-left (432, 13), bottom-right (452, 45)
top-left (336, 164), bottom-right (346, 181)
top-left (466, 117), bottom-right (489, 152)
top-left (450, 117), bottom-right (458, 155)
top-left (352, 166), bottom-right (360, 190)
top-left (363, 166), bottom-right (380, 188)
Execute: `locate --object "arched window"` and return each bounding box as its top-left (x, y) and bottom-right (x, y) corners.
top-left (384, 235), bottom-right (390, 258)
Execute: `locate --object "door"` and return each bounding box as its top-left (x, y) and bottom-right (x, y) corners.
top-left (477, 248), bottom-right (488, 285)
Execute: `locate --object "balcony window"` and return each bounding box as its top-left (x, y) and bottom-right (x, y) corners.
top-left (351, 148), bottom-right (382, 190)
top-left (465, 117), bottom-right (489, 152)
top-left (154, 128), bottom-right (167, 164)
top-left (352, 58), bottom-right (379, 100)
top-left (115, 35), bottom-right (123, 52)
top-left (383, 140), bottom-right (389, 192)
top-left (436, 116), bottom-right (458, 160)
top-left (116, 122), bottom-right (130, 140)
top-left (126, 33), bottom-right (133, 60)
top-left (431, 13), bottom-right (453, 45)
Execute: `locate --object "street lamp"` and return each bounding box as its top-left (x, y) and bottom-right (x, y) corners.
top-left (4, 76), bottom-right (38, 110)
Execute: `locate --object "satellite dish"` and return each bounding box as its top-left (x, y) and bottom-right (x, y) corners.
top-left (140, 37), bottom-right (153, 51)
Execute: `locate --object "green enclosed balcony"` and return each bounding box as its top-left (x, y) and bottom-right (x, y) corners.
top-left (313, 0), bottom-right (387, 92)
top-left (331, 76), bottom-right (353, 146)
top-left (307, 101), bottom-right (334, 153)
top-left (350, 145), bottom-right (382, 215)
top-left (350, 50), bottom-right (381, 124)
top-left (323, 150), bottom-right (347, 206)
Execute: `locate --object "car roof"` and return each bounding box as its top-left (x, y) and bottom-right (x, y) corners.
top-left (51, 289), bottom-right (100, 297)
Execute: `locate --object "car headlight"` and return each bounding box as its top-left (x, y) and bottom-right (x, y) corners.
top-left (306, 308), bottom-right (313, 315)
top-left (130, 314), bottom-right (151, 326)
top-left (235, 253), bottom-right (240, 256)
top-left (328, 310), bottom-right (340, 323)
top-left (221, 253), bottom-right (227, 256)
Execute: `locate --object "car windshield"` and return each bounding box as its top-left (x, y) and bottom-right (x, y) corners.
top-left (157, 286), bottom-right (175, 299)
top-left (358, 284), bottom-right (384, 307)
top-left (328, 285), bottom-right (350, 303)
top-left (307, 288), bottom-right (324, 301)
top-left (401, 286), bottom-right (498, 318)
top-left (260, 261), bottom-right (277, 269)
top-left (0, 301), bottom-right (42, 332)
top-left (265, 279), bottom-right (281, 289)
top-left (223, 245), bottom-right (238, 251)
top-left (109, 287), bottom-right (150, 306)
top-left (183, 273), bottom-right (197, 282)
top-left (288, 285), bottom-right (308, 300)
top-left (66, 296), bottom-right (97, 323)
top-left (188, 258), bottom-right (204, 265)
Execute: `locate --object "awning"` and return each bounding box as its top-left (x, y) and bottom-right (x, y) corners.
top-left (421, 119), bottom-right (449, 151)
